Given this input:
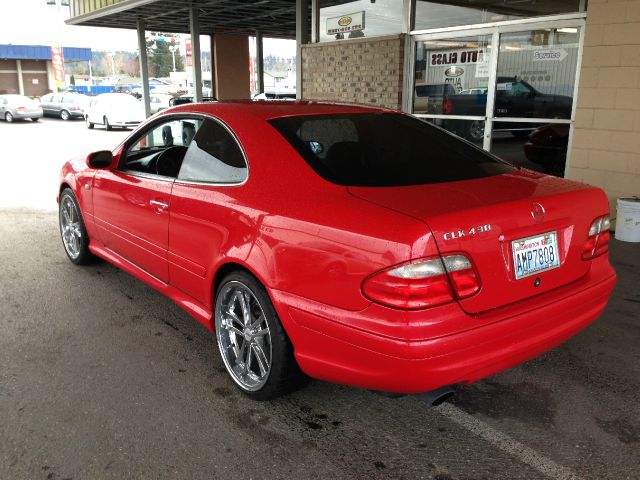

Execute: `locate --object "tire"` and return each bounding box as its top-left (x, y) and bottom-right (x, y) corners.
top-left (104, 116), bottom-right (112, 131)
top-left (85, 115), bottom-right (94, 129)
top-left (214, 271), bottom-right (305, 400)
top-left (60, 109), bottom-right (70, 121)
top-left (31, 117), bottom-right (40, 122)
top-left (59, 188), bottom-right (96, 265)
top-left (465, 120), bottom-right (484, 143)
top-left (5, 112), bottom-right (14, 123)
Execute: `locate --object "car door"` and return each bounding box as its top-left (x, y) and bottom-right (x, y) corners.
top-left (92, 116), bottom-right (193, 282)
top-left (168, 117), bottom-right (249, 306)
top-left (40, 94), bottom-right (52, 114)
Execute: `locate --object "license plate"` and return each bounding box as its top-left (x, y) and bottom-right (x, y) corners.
top-left (512, 231), bottom-right (560, 280)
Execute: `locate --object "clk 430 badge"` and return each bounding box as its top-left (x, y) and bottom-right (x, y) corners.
top-left (443, 224), bottom-right (492, 241)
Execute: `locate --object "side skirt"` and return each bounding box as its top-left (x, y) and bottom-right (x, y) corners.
top-left (88, 240), bottom-right (214, 332)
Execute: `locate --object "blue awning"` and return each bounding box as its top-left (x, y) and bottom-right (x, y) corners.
top-left (0, 44), bottom-right (91, 61)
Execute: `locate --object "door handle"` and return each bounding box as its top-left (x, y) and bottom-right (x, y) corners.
top-left (150, 200), bottom-right (169, 212)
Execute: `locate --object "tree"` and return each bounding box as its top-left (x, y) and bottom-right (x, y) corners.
top-left (147, 34), bottom-right (184, 77)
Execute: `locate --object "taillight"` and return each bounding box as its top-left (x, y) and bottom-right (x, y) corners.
top-left (582, 215), bottom-right (611, 260)
top-left (443, 98), bottom-right (453, 114)
top-left (362, 254), bottom-right (480, 310)
top-left (16, 106), bottom-right (26, 111)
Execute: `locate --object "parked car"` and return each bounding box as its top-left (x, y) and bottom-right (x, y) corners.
top-left (40, 92), bottom-right (89, 120)
top-left (413, 83), bottom-right (457, 114)
top-left (443, 77), bottom-right (573, 141)
top-left (84, 93), bottom-right (145, 130)
top-left (149, 93), bottom-right (174, 114)
top-left (0, 94), bottom-right (43, 122)
top-left (459, 88), bottom-right (488, 95)
top-left (58, 102), bottom-right (616, 400)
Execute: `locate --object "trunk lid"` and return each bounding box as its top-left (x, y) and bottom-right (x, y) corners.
top-left (349, 169), bottom-right (609, 314)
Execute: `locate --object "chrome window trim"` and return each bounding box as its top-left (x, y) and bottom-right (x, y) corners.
top-left (117, 111), bottom-right (249, 187)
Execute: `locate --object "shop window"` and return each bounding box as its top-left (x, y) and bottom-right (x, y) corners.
top-left (414, 0), bottom-right (582, 31)
top-left (320, 0), bottom-right (403, 42)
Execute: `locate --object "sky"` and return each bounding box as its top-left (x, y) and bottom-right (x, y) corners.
top-left (0, 0), bottom-right (296, 57)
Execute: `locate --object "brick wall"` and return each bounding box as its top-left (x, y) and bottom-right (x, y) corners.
top-left (301, 35), bottom-right (405, 110)
top-left (568, 0), bottom-right (640, 207)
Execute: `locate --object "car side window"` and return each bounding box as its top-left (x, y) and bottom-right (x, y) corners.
top-left (177, 118), bottom-right (247, 184)
top-left (120, 118), bottom-right (203, 178)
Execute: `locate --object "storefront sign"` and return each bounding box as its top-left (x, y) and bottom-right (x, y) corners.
top-left (430, 48), bottom-right (487, 66)
top-left (533, 49), bottom-right (568, 62)
top-left (50, 44), bottom-right (65, 88)
top-left (327, 11), bottom-right (365, 35)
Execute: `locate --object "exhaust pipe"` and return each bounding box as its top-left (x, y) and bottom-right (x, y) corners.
top-left (419, 385), bottom-right (456, 406)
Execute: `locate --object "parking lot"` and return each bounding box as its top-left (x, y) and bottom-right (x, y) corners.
top-left (1, 117), bottom-right (639, 479)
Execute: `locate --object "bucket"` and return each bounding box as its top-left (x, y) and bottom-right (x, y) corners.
top-left (615, 197), bottom-right (640, 242)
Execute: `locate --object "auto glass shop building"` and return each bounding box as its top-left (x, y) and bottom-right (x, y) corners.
top-left (66, 0), bottom-right (639, 210)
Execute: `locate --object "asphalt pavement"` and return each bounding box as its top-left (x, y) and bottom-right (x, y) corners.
top-left (0, 117), bottom-right (639, 479)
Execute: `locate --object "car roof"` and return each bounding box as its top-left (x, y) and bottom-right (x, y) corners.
top-left (166, 100), bottom-right (391, 121)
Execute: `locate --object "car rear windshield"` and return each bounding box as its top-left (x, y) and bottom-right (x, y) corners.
top-left (269, 113), bottom-right (516, 187)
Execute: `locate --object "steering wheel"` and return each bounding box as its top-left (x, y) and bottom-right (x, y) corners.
top-left (155, 146), bottom-right (188, 177)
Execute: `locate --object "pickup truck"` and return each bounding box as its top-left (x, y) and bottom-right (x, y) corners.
top-left (441, 78), bottom-right (573, 142)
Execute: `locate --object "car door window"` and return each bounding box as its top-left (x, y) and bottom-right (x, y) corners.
top-left (120, 118), bottom-right (203, 178)
top-left (177, 118), bottom-right (247, 184)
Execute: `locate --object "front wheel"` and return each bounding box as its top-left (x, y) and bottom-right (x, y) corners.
top-left (5, 112), bottom-right (14, 123)
top-left (59, 188), bottom-right (96, 265)
top-left (104, 116), bottom-right (112, 131)
top-left (214, 271), bottom-right (305, 400)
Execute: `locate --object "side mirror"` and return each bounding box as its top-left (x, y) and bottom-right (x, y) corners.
top-left (87, 150), bottom-right (113, 169)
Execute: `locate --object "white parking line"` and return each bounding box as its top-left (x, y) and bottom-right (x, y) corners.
top-left (437, 403), bottom-right (582, 480)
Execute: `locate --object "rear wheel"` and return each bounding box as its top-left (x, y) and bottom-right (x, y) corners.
top-left (5, 112), bottom-right (14, 123)
top-left (31, 117), bottom-right (39, 122)
top-left (465, 120), bottom-right (485, 143)
top-left (214, 271), bottom-right (305, 400)
top-left (60, 109), bottom-right (70, 121)
top-left (104, 116), bottom-right (112, 131)
top-left (85, 115), bottom-right (94, 129)
top-left (59, 188), bottom-right (95, 265)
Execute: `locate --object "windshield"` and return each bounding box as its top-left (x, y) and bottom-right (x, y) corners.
top-left (269, 113), bottom-right (516, 187)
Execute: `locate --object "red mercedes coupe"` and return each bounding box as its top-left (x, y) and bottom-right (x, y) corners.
top-left (58, 101), bottom-right (616, 400)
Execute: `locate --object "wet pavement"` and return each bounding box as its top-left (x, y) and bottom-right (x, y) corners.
top-left (0, 210), bottom-right (638, 480)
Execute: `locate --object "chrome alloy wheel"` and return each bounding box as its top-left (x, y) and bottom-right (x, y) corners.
top-left (215, 281), bottom-right (272, 392)
top-left (60, 196), bottom-right (82, 260)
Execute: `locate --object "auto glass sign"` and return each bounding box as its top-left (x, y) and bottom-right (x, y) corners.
top-left (327, 11), bottom-right (365, 35)
top-left (430, 48), bottom-right (487, 66)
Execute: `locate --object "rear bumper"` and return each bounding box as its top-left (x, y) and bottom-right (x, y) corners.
top-left (13, 111), bottom-right (43, 120)
top-left (273, 260), bottom-right (616, 394)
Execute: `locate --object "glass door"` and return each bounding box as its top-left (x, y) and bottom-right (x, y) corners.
top-left (410, 18), bottom-right (584, 177)
top-left (413, 32), bottom-right (494, 148)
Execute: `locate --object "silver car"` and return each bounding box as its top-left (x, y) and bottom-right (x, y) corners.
top-left (0, 95), bottom-right (43, 122)
top-left (40, 92), bottom-right (88, 120)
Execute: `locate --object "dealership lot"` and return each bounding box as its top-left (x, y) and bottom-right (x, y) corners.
top-left (1, 118), bottom-right (639, 479)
